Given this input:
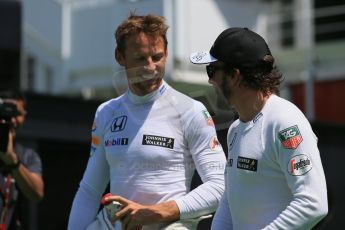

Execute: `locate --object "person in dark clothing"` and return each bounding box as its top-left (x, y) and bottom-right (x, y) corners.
top-left (0, 90), bottom-right (44, 230)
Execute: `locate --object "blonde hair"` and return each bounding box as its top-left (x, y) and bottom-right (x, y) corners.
top-left (115, 12), bottom-right (169, 55)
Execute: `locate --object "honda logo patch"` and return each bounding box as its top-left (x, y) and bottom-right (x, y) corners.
top-left (111, 116), bottom-right (127, 132)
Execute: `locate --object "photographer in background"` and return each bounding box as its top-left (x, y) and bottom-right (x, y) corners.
top-left (0, 89), bottom-right (44, 230)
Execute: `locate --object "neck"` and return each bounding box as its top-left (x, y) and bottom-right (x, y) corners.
top-left (127, 81), bottom-right (167, 104)
top-left (233, 90), bottom-right (271, 122)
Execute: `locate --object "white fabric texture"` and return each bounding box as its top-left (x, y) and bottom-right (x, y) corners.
top-left (68, 81), bottom-right (226, 230)
top-left (211, 94), bottom-right (328, 230)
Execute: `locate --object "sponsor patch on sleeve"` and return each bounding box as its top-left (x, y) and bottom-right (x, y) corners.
top-left (209, 135), bottom-right (220, 151)
top-left (91, 135), bottom-right (100, 146)
top-left (202, 110), bottom-right (215, 126)
top-left (90, 135), bottom-right (100, 157)
top-left (288, 154), bottom-right (312, 176)
top-left (278, 125), bottom-right (303, 149)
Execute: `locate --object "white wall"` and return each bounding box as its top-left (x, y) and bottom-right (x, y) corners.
top-left (22, 0), bottom-right (345, 98)
top-left (172, 0), bottom-right (275, 83)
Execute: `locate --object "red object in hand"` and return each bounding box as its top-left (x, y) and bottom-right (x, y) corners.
top-left (101, 193), bottom-right (113, 205)
top-left (101, 193), bottom-right (122, 221)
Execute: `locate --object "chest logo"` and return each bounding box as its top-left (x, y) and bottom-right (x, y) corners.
top-left (237, 156), bottom-right (258, 172)
top-left (278, 125), bottom-right (303, 149)
top-left (111, 116), bottom-right (127, 132)
top-left (142, 135), bottom-right (174, 149)
top-left (104, 138), bottom-right (128, 146)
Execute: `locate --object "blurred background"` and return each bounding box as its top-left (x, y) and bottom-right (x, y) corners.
top-left (0, 0), bottom-right (344, 229)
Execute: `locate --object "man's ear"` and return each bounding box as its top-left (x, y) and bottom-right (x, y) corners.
top-left (115, 48), bottom-right (125, 66)
top-left (232, 68), bottom-right (241, 79)
top-left (229, 68), bottom-right (241, 86)
top-left (232, 68), bottom-right (240, 78)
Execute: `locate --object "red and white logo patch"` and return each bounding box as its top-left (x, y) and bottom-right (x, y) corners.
top-left (288, 154), bottom-right (312, 176)
top-left (278, 125), bottom-right (303, 149)
top-left (209, 135), bottom-right (220, 151)
top-left (202, 110), bottom-right (215, 126)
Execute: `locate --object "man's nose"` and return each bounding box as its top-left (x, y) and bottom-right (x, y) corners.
top-left (143, 58), bottom-right (156, 72)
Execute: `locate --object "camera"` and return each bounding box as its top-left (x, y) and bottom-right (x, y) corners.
top-left (0, 99), bottom-right (19, 152)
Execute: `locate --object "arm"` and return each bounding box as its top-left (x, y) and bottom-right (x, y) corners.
top-left (0, 133), bottom-right (43, 201)
top-left (264, 117), bottom-right (328, 229)
top-left (109, 196), bottom-right (180, 230)
top-left (174, 102), bottom-right (226, 219)
top-left (11, 160), bottom-right (44, 201)
top-left (68, 110), bottom-right (110, 230)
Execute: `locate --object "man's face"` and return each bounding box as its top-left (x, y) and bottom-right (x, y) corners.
top-left (116, 32), bottom-right (167, 96)
top-left (207, 63), bottom-right (233, 110)
top-left (3, 99), bottom-right (27, 136)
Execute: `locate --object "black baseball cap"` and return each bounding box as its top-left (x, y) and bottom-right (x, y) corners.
top-left (190, 27), bottom-right (271, 69)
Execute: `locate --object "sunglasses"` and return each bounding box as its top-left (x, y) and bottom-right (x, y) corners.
top-left (206, 65), bottom-right (224, 79)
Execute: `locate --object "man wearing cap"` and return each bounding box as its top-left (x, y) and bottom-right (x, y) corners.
top-left (190, 27), bottom-right (328, 229)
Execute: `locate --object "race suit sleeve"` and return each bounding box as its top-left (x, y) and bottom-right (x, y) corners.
top-left (68, 106), bottom-right (110, 230)
top-left (174, 101), bottom-right (227, 220)
top-left (211, 193), bottom-right (233, 230)
top-left (263, 112), bottom-right (328, 229)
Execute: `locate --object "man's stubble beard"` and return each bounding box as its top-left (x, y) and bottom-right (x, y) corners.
top-left (216, 75), bottom-right (233, 111)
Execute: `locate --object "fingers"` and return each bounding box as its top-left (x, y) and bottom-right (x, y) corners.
top-left (103, 195), bottom-right (143, 230)
top-left (121, 212), bottom-right (142, 230)
top-left (104, 194), bottom-right (130, 206)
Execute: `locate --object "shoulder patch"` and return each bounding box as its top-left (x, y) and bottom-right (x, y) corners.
top-left (209, 135), bottom-right (220, 151)
top-left (288, 154), bottom-right (312, 176)
top-left (278, 125), bottom-right (303, 149)
top-left (202, 110), bottom-right (215, 126)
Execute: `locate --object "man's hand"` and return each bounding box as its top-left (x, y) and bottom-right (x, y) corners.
top-left (0, 131), bottom-right (44, 201)
top-left (103, 195), bottom-right (180, 230)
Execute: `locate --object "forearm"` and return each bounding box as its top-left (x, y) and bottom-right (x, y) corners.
top-left (175, 178), bottom-right (224, 219)
top-left (12, 163), bottom-right (44, 201)
top-left (263, 195), bottom-right (328, 230)
top-left (148, 200), bottom-right (180, 223)
top-left (0, 148), bottom-right (44, 201)
top-left (68, 183), bottom-right (103, 230)
top-left (109, 196), bottom-right (180, 229)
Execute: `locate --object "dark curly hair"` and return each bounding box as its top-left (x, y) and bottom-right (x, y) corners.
top-left (237, 55), bottom-right (283, 95)
top-left (115, 12), bottom-right (169, 56)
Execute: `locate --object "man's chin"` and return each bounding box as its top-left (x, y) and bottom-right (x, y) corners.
top-left (132, 78), bottom-right (162, 95)
top-left (146, 80), bottom-right (162, 92)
